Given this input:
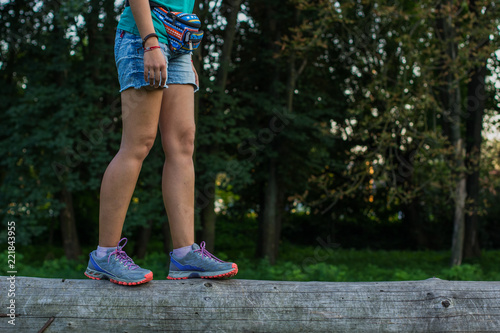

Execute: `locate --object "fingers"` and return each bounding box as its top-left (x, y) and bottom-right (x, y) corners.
top-left (143, 51), bottom-right (167, 88)
top-left (159, 64), bottom-right (167, 87)
top-left (144, 66), bottom-right (165, 88)
top-left (148, 68), bottom-right (161, 88)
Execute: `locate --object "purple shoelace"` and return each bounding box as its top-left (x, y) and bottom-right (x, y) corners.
top-left (108, 238), bottom-right (139, 270)
top-left (194, 241), bottom-right (226, 263)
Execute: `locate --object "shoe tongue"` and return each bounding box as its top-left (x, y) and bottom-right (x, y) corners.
top-left (191, 243), bottom-right (200, 250)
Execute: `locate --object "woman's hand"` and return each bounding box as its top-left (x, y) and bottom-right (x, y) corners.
top-left (128, 0), bottom-right (166, 88)
top-left (143, 39), bottom-right (166, 88)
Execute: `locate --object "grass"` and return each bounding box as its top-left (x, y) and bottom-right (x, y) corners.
top-left (6, 242), bottom-right (500, 282)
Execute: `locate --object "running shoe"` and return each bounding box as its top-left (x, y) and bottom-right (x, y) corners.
top-left (167, 241), bottom-right (238, 280)
top-left (84, 238), bottom-right (153, 285)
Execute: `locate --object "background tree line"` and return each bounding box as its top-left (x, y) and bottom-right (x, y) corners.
top-left (1, 0), bottom-right (499, 267)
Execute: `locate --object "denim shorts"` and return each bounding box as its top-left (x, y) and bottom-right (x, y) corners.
top-left (114, 29), bottom-right (198, 93)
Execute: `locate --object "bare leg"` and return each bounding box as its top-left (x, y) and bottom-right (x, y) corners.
top-left (159, 85), bottom-right (196, 249)
top-left (99, 88), bottom-right (163, 247)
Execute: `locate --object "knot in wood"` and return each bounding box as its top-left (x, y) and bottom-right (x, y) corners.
top-left (441, 300), bottom-right (451, 308)
top-left (204, 282), bottom-right (212, 288)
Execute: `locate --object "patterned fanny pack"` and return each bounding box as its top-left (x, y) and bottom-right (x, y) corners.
top-left (151, 6), bottom-right (204, 54)
top-left (125, 0), bottom-right (204, 54)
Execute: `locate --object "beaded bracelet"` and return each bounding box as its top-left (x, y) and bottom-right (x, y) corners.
top-left (144, 46), bottom-right (161, 53)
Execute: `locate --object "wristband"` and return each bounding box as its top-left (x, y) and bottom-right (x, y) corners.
top-left (144, 45), bottom-right (161, 52)
top-left (142, 33), bottom-right (159, 47)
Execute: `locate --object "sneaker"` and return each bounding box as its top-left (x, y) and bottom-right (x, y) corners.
top-left (84, 238), bottom-right (153, 286)
top-left (167, 241), bottom-right (238, 280)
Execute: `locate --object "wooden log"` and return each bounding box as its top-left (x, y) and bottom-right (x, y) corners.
top-left (1, 276), bottom-right (500, 332)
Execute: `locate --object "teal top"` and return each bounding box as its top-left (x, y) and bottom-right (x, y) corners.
top-left (117, 0), bottom-right (196, 44)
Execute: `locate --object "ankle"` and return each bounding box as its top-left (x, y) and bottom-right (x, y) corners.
top-left (172, 244), bottom-right (193, 258)
top-left (96, 245), bottom-right (117, 258)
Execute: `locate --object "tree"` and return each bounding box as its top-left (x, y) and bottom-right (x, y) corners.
top-left (0, 0), bottom-right (121, 259)
top-left (463, 0), bottom-right (495, 259)
top-left (195, 0), bottom-right (243, 252)
top-left (288, 0), bottom-right (499, 264)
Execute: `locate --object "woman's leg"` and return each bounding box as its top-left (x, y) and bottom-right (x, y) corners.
top-left (159, 84), bottom-right (238, 280)
top-left (99, 87), bottom-right (164, 247)
top-left (158, 84), bottom-right (196, 249)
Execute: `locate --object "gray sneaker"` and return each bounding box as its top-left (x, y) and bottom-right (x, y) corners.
top-left (84, 238), bottom-right (153, 285)
top-left (167, 241), bottom-right (238, 280)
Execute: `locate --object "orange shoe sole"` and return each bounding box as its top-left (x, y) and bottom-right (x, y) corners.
top-left (167, 263), bottom-right (238, 280)
top-left (85, 271), bottom-right (153, 286)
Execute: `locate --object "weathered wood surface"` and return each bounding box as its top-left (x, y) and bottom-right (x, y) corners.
top-left (1, 277), bottom-right (500, 332)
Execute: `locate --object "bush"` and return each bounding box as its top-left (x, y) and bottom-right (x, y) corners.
top-left (9, 246), bottom-right (500, 282)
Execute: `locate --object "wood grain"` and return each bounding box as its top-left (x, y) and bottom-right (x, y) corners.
top-left (1, 277), bottom-right (500, 332)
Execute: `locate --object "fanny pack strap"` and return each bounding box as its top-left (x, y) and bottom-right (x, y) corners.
top-left (125, 0), bottom-right (166, 9)
top-left (124, 0), bottom-right (203, 54)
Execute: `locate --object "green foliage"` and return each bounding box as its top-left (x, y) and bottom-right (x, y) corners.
top-left (123, 142), bottom-right (167, 232)
top-left (1, 0), bottom-right (500, 262)
top-left (440, 264), bottom-right (484, 281)
top-left (0, 0), bottom-right (123, 245)
top-left (133, 251), bottom-right (170, 280)
top-left (12, 246), bottom-right (500, 281)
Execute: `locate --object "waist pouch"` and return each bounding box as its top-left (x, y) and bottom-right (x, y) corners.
top-left (125, 0), bottom-right (204, 54)
top-left (152, 6), bottom-right (204, 53)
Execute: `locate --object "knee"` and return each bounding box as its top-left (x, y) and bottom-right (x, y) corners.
top-left (121, 136), bottom-right (156, 161)
top-left (163, 126), bottom-right (196, 158)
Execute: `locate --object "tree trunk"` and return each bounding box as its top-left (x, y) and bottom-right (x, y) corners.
top-left (201, 188), bottom-right (216, 252)
top-left (216, 0), bottom-right (242, 88)
top-left (199, 0), bottom-right (241, 252)
top-left (192, 1), bottom-right (203, 249)
top-left (448, 92), bottom-right (467, 266)
top-left (443, 5), bottom-right (466, 267)
top-left (86, 0), bottom-right (102, 81)
top-left (133, 220), bottom-right (153, 259)
top-left (450, 171), bottom-right (466, 266)
top-left (59, 187), bottom-right (81, 260)
top-left (162, 221), bottom-right (172, 256)
top-left (274, 183), bottom-right (285, 260)
top-left (464, 65), bottom-right (486, 259)
top-left (463, 0), bottom-right (488, 260)
top-left (261, 158), bottom-right (279, 264)
top-left (435, 1), bottom-right (466, 266)
top-left (404, 197), bottom-right (429, 249)
top-left (256, 183), bottom-right (267, 259)
top-left (192, 1), bottom-right (204, 131)
top-left (259, 7), bottom-right (305, 263)
top-left (13, 277), bottom-right (500, 332)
